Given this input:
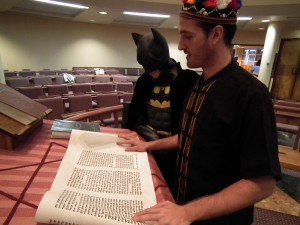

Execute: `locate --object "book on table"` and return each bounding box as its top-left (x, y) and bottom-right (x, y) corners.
top-left (35, 130), bottom-right (156, 225)
top-left (51, 119), bottom-right (101, 139)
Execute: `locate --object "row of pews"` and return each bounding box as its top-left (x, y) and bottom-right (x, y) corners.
top-left (273, 99), bottom-right (300, 171)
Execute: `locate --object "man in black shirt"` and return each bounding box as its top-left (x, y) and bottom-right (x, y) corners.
top-left (118, 1), bottom-right (281, 224)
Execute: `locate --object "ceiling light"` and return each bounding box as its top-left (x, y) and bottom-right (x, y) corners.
top-left (123, 11), bottom-right (170, 18)
top-left (237, 17), bottom-right (252, 21)
top-left (33, 0), bottom-right (89, 9)
top-left (99, 12), bottom-right (107, 15)
top-left (258, 28), bottom-right (265, 30)
top-left (262, 20), bottom-right (270, 23)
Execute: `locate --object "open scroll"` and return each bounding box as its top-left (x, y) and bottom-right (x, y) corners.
top-left (35, 130), bottom-right (156, 225)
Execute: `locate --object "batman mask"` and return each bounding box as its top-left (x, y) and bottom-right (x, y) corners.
top-left (132, 28), bottom-right (171, 74)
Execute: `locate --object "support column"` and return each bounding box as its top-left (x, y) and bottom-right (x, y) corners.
top-left (0, 53), bottom-right (5, 85)
top-left (258, 23), bottom-right (282, 88)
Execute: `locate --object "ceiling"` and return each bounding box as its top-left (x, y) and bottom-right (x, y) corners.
top-left (1, 0), bottom-right (300, 31)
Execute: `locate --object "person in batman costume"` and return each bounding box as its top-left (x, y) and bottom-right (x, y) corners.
top-left (125, 28), bottom-right (199, 196)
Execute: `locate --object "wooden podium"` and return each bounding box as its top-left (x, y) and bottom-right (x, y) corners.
top-left (0, 83), bottom-right (49, 149)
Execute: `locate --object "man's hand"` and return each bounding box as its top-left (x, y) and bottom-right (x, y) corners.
top-left (132, 201), bottom-right (191, 225)
top-left (117, 133), bottom-right (148, 152)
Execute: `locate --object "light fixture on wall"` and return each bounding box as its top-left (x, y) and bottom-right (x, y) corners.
top-left (123, 11), bottom-right (170, 18)
top-left (33, 0), bottom-right (89, 9)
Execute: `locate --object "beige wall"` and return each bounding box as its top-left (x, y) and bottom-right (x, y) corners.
top-left (0, 13), bottom-right (296, 72)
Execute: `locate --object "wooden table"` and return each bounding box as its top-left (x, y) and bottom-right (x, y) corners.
top-left (0, 120), bottom-right (174, 225)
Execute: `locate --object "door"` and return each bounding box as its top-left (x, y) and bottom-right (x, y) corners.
top-left (271, 39), bottom-right (300, 101)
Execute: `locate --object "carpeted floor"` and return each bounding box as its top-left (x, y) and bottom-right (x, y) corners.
top-left (277, 131), bottom-right (300, 203)
top-left (277, 173), bottom-right (300, 203)
top-left (254, 131), bottom-right (300, 224)
top-left (253, 207), bottom-right (300, 225)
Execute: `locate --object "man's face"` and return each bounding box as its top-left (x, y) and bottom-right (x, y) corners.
top-left (178, 17), bottom-right (211, 69)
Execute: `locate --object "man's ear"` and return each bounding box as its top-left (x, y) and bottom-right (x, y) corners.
top-left (209, 25), bottom-right (224, 45)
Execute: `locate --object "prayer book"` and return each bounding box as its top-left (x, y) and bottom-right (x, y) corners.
top-left (51, 119), bottom-right (100, 139)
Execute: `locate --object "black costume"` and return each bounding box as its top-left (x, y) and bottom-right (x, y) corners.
top-left (126, 28), bottom-right (199, 195)
top-left (126, 62), bottom-right (199, 137)
top-left (175, 61), bottom-right (281, 225)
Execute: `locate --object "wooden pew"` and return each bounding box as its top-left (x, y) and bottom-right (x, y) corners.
top-left (278, 145), bottom-right (300, 171)
top-left (273, 103), bottom-right (300, 150)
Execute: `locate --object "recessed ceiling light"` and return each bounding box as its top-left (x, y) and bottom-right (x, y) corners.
top-left (262, 20), bottom-right (270, 23)
top-left (90, 20), bottom-right (95, 22)
top-left (237, 17), bottom-right (252, 21)
top-left (258, 28), bottom-right (265, 30)
top-left (34, 0), bottom-right (89, 9)
top-left (123, 11), bottom-right (170, 18)
top-left (99, 12), bottom-right (107, 15)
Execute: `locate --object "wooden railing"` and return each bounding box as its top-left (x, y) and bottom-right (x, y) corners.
top-left (63, 105), bottom-right (124, 128)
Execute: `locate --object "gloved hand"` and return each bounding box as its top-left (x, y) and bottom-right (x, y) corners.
top-left (135, 125), bottom-right (160, 141)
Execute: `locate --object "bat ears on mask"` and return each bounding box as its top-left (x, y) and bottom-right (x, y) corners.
top-left (131, 32), bottom-right (143, 46)
top-left (131, 28), bottom-right (166, 47)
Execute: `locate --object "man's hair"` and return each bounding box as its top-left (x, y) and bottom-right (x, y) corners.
top-left (196, 21), bottom-right (237, 47)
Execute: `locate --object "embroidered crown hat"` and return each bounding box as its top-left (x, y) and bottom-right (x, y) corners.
top-left (181, 0), bottom-right (242, 24)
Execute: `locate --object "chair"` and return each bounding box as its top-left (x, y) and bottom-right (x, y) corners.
top-left (277, 123), bottom-right (300, 150)
top-left (274, 99), bottom-right (300, 108)
top-left (74, 75), bottom-right (94, 83)
top-left (38, 70), bottom-right (56, 76)
top-left (121, 93), bottom-right (133, 103)
top-left (4, 71), bottom-right (18, 78)
top-left (105, 69), bottom-right (120, 75)
top-left (18, 86), bottom-right (44, 99)
top-left (46, 84), bottom-right (69, 96)
top-left (35, 97), bottom-right (65, 120)
top-left (95, 93), bottom-right (121, 123)
top-left (32, 76), bottom-right (53, 86)
top-left (18, 71), bottom-right (37, 77)
top-left (52, 75), bottom-right (66, 84)
top-left (57, 69), bottom-right (73, 74)
top-left (116, 82), bottom-right (134, 93)
top-left (111, 75), bottom-right (128, 83)
top-left (96, 93), bottom-right (120, 107)
top-left (126, 68), bottom-right (139, 76)
top-left (94, 82), bottom-right (114, 92)
top-left (73, 69), bottom-right (90, 75)
top-left (6, 77), bottom-right (30, 88)
top-left (68, 94), bottom-right (93, 113)
top-left (93, 75), bottom-right (111, 83)
top-left (71, 83), bottom-right (92, 94)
